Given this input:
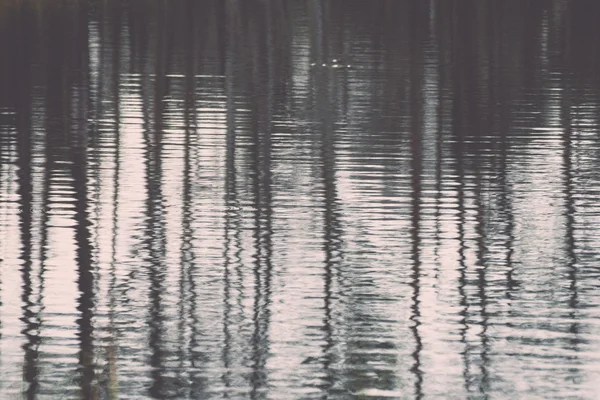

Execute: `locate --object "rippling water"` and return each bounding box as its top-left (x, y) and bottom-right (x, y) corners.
top-left (2, 0), bottom-right (600, 398)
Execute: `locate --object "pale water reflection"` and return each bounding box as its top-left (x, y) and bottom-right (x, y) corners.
top-left (1, 0), bottom-right (600, 399)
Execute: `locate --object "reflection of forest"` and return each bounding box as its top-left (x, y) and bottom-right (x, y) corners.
top-left (1, 0), bottom-right (600, 398)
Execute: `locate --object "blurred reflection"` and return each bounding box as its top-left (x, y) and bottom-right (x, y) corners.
top-left (2, 0), bottom-right (600, 399)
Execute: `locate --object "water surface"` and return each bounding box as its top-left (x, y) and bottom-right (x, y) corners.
top-left (2, 0), bottom-right (600, 398)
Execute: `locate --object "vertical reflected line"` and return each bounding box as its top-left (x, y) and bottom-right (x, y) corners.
top-left (560, 10), bottom-right (579, 346)
top-left (493, 51), bottom-right (516, 305)
top-left (258, 122), bottom-right (274, 400)
top-left (433, 3), bottom-right (444, 288)
top-left (178, 2), bottom-right (195, 397)
top-left (43, 10), bottom-right (73, 397)
top-left (483, 2), bottom-right (514, 307)
top-left (409, 2), bottom-right (424, 398)
top-left (185, 81), bottom-right (202, 397)
top-left (408, 130), bottom-right (424, 398)
top-left (87, 7), bottom-right (103, 312)
top-left (262, 27), bottom-right (275, 400)
top-left (145, 97), bottom-right (167, 396)
top-left (560, 80), bottom-right (579, 349)
top-left (249, 100), bottom-right (273, 397)
top-left (315, 58), bottom-right (342, 397)
top-left (147, 1), bottom-right (169, 397)
top-left (250, 12), bottom-right (273, 396)
top-left (177, 98), bottom-right (192, 395)
top-left (473, 171), bottom-right (490, 395)
top-left (221, 119), bottom-right (234, 395)
top-left (456, 147), bottom-right (471, 394)
top-left (222, 2), bottom-right (238, 393)
top-left (72, 2), bottom-right (96, 397)
top-left (34, 37), bottom-right (52, 399)
top-left (490, 39), bottom-right (516, 370)
top-left (73, 126), bottom-right (95, 400)
top-left (185, 6), bottom-right (206, 396)
top-left (321, 140), bottom-right (338, 396)
top-left (563, 119), bottom-right (579, 339)
top-left (451, 1), bottom-right (472, 393)
top-left (250, 115), bottom-right (264, 400)
top-left (250, 7), bottom-right (273, 399)
top-left (106, 4), bottom-right (122, 396)
top-left (475, 6), bottom-right (495, 393)
top-left (17, 53), bottom-right (41, 399)
top-left (499, 134), bottom-right (516, 303)
top-left (15, 15), bottom-right (39, 394)
top-left (183, 77), bottom-right (203, 400)
top-left (19, 193), bottom-right (40, 400)
top-left (35, 162), bottom-right (50, 399)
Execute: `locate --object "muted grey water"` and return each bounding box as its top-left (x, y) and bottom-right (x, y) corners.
top-left (2, 0), bottom-right (600, 398)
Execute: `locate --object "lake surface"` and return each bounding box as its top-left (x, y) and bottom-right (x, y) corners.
top-left (2, 0), bottom-right (600, 398)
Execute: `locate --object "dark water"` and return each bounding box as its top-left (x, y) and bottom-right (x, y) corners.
top-left (2, 0), bottom-right (600, 398)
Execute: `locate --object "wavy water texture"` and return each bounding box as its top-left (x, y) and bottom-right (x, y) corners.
top-left (1, 0), bottom-right (600, 398)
